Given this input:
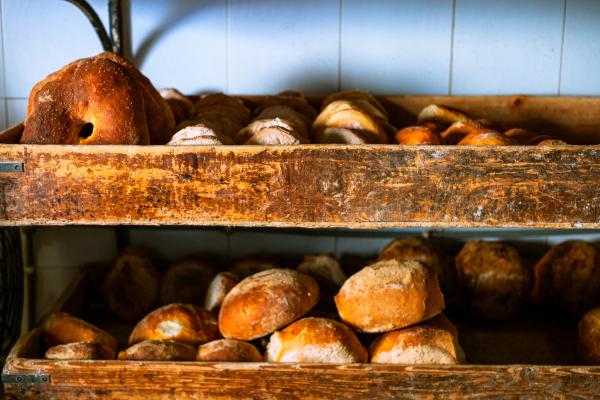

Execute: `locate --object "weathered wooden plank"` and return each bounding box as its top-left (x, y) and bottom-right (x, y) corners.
top-left (0, 144), bottom-right (599, 228)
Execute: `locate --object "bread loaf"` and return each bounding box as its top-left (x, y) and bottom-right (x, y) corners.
top-left (578, 307), bottom-right (600, 364)
top-left (335, 259), bottom-right (444, 333)
top-left (229, 255), bottom-right (280, 279)
top-left (297, 253), bottom-right (346, 288)
top-left (266, 317), bottom-right (367, 363)
top-left (160, 258), bottom-right (217, 306)
top-left (456, 130), bottom-right (516, 146)
top-left (219, 269), bottom-right (319, 340)
top-left (45, 341), bottom-right (116, 360)
top-left (118, 339), bottom-right (197, 361)
top-left (129, 303), bottom-right (219, 346)
top-left (197, 339), bottom-right (263, 362)
top-left (395, 126), bottom-right (441, 145)
top-left (440, 120), bottom-right (486, 144)
top-left (41, 312), bottom-right (117, 352)
top-left (159, 88), bottom-right (193, 125)
top-left (455, 241), bottom-right (529, 319)
top-left (102, 249), bottom-right (160, 321)
top-left (533, 240), bottom-right (600, 317)
top-left (205, 272), bottom-right (239, 313)
top-left (417, 104), bottom-right (468, 126)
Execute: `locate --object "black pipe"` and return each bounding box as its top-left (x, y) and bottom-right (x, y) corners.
top-left (63, 0), bottom-right (113, 52)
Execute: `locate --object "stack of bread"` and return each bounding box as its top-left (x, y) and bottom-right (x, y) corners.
top-left (312, 90), bottom-right (394, 144)
top-left (236, 91), bottom-right (316, 145)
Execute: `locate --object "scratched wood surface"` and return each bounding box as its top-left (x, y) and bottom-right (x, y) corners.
top-left (0, 95), bottom-right (599, 228)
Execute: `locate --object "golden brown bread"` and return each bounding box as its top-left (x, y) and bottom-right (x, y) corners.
top-left (322, 90), bottom-right (388, 120)
top-left (41, 312), bottom-right (117, 352)
top-left (504, 128), bottom-right (540, 145)
top-left (537, 138), bottom-right (568, 146)
top-left (578, 307), bottom-right (600, 364)
top-left (160, 258), bottom-right (217, 306)
top-left (129, 303), bottom-right (219, 346)
top-left (118, 339), bottom-right (197, 361)
top-left (204, 272), bottom-right (239, 313)
top-left (219, 269), bottom-right (319, 340)
top-left (440, 120), bottom-right (485, 145)
top-left (417, 104), bottom-right (468, 126)
top-left (455, 241), bottom-right (529, 319)
top-left (159, 88), bottom-right (193, 125)
top-left (102, 249), bottom-right (160, 321)
top-left (369, 324), bottom-right (461, 364)
top-left (22, 54), bottom-right (150, 144)
top-left (197, 339), bottom-right (263, 362)
top-left (335, 259), bottom-right (445, 333)
top-left (229, 255), bottom-right (280, 279)
top-left (45, 341), bottom-right (116, 360)
top-left (456, 130), bottom-right (517, 146)
top-left (395, 126), bottom-right (441, 145)
top-left (297, 253), bottom-right (347, 288)
top-left (266, 317), bottom-right (367, 363)
top-left (533, 240), bottom-right (600, 317)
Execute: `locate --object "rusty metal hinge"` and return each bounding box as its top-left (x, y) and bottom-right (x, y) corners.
top-left (2, 374), bottom-right (50, 395)
top-left (0, 162), bottom-right (24, 173)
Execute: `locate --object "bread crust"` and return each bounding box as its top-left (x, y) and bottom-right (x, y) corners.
top-left (159, 88), bottom-right (193, 124)
top-left (266, 317), bottom-right (367, 363)
top-left (219, 269), bottom-right (319, 340)
top-left (335, 259), bottom-right (445, 333)
top-left (297, 253), bottom-right (346, 288)
top-left (45, 341), bottom-right (116, 360)
top-left (457, 130), bottom-right (517, 146)
top-left (129, 303), bottom-right (219, 346)
top-left (395, 126), bottom-right (441, 145)
top-left (229, 255), bottom-right (280, 279)
top-left (197, 339), bottom-right (263, 362)
top-left (160, 258), bottom-right (217, 306)
top-left (41, 312), bottom-right (117, 351)
top-left (118, 339), bottom-right (197, 361)
top-left (205, 272), bottom-right (239, 313)
top-left (578, 307), bottom-right (600, 364)
top-left (417, 104), bottom-right (468, 126)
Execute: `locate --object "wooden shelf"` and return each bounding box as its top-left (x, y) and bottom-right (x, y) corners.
top-left (0, 95), bottom-right (598, 228)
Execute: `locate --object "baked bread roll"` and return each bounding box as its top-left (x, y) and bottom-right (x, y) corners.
top-left (455, 241), bottom-right (529, 319)
top-left (312, 91), bottom-right (392, 144)
top-left (160, 258), bottom-right (217, 306)
top-left (197, 339), bottom-right (263, 362)
top-left (369, 324), bottom-right (461, 364)
top-left (423, 313), bottom-right (466, 363)
top-left (335, 259), bottom-right (444, 332)
top-left (578, 307), bottom-right (600, 364)
top-left (537, 138), bottom-right (567, 146)
top-left (219, 269), bottom-right (319, 340)
top-left (440, 119), bottom-right (485, 145)
top-left (533, 240), bottom-right (600, 316)
top-left (297, 253), bottom-right (346, 288)
top-left (457, 130), bottom-right (517, 146)
top-left (118, 339), bottom-right (197, 361)
top-left (129, 303), bottom-right (219, 346)
top-left (229, 255), bottom-right (280, 279)
top-left (395, 126), bottom-right (441, 145)
top-left (159, 88), bottom-right (194, 125)
top-left (266, 317), bottom-right (367, 363)
top-left (102, 249), bottom-right (160, 321)
top-left (21, 53), bottom-right (153, 144)
top-left (41, 312), bottom-right (118, 352)
top-left (45, 341), bottom-right (116, 360)
top-left (417, 104), bottom-right (468, 127)
top-left (205, 272), bottom-right (239, 313)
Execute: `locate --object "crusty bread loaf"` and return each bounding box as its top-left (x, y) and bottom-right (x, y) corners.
top-left (440, 120), bottom-right (485, 144)
top-left (456, 130), bottom-right (516, 146)
top-left (45, 341), bottom-right (116, 360)
top-left (335, 259), bottom-right (444, 333)
top-left (422, 314), bottom-right (466, 363)
top-left (533, 240), bottom-right (600, 317)
top-left (578, 307), bottom-right (600, 364)
top-left (160, 258), bottom-right (217, 306)
top-left (159, 88), bottom-right (193, 125)
top-left (297, 253), bottom-right (346, 288)
top-left (41, 312), bottom-right (118, 352)
top-left (417, 104), bottom-right (468, 126)
top-left (229, 255), bottom-right (280, 279)
top-left (455, 241), bottom-right (529, 319)
top-left (395, 126), bottom-right (441, 145)
top-left (197, 339), bottom-right (263, 362)
top-left (369, 324), bottom-right (460, 364)
top-left (129, 303), bottom-right (219, 346)
top-left (204, 272), bottom-right (239, 313)
top-left (266, 317), bottom-right (367, 363)
top-left (219, 269), bottom-right (319, 340)
top-left (118, 339), bottom-right (197, 361)
top-left (102, 249), bottom-right (160, 321)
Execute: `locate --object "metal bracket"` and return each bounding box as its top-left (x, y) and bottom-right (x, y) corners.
top-left (0, 162), bottom-right (24, 173)
top-left (2, 374), bottom-right (50, 395)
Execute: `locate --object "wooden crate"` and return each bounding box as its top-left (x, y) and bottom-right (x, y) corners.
top-left (0, 95), bottom-right (598, 228)
top-left (3, 261), bottom-right (600, 399)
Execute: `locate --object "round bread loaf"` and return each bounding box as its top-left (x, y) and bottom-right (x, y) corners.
top-left (395, 126), bottom-right (441, 145)
top-left (335, 259), bottom-right (444, 333)
top-left (417, 104), bottom-right (468, 126)
top-left (129, 303), bottom-right (219, 346)
top-left (118, 339), bottom-right (197, 361)
top-left (160, 258), bottom-right (217, 306)
top-left (297, 253), bottom-right (346, 288)
top-left (457, 130), bottom-right (517, 146)
top-left (440, 119), bottom-right (485, 144)
top-left (41, 312), bottom-right (117, 352)
top-left (159, 88), bottom-right (193, 124)
top-left (197, 339), bottom-right (263, 362)
top-left (455, 241), bottom-right (529, 319)
top-left (229, 255), bottom-right (280, 279)
top-left (533, 240), bottom-right (600, 316)
top-left (578, 307), bottom-right (600, 364)
top-left (45, 341), bottom-right (116, 360)
top-left (369, 324), bottom-right (461, 364)
top-left (266, 317), bottom-right (367, 363)
top-left (204, 272), bottom-right (239, 313)
top-left (219, 269), bottom-right (319, 340)
top-left (102, 249), bottom-right (160, 321)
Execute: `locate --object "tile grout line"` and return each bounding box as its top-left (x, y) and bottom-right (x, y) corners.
top-left (0, 0), bottom-right (9, 128)
top-left (225, 0), bottom-right (231, 94)
top-left (448, 0), bottom-right (457, 96)
top-left (557, 0), bottom-right (568, 96)
top-left (337, 0), bottom-right (343, 91)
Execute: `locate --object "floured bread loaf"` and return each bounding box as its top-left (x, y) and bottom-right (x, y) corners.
top-left (204, 272), bottom-right (239, 313)
top-left (335, 259), bottom-right (444, 332)
top-left (197, 339), bottom-right (263, 362)
top-left (45, 341), bottom-right (116, 360)
top-left (42, 312), bottom-right (118, 352)
top-left (219, 269), bottom-right (319, 340)
top-left (129, 303), bottom-right (219, 346)
top-left (118, 339), bottom-right (197, 361)
top-left (266, 317), bottom-right (367, 363)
